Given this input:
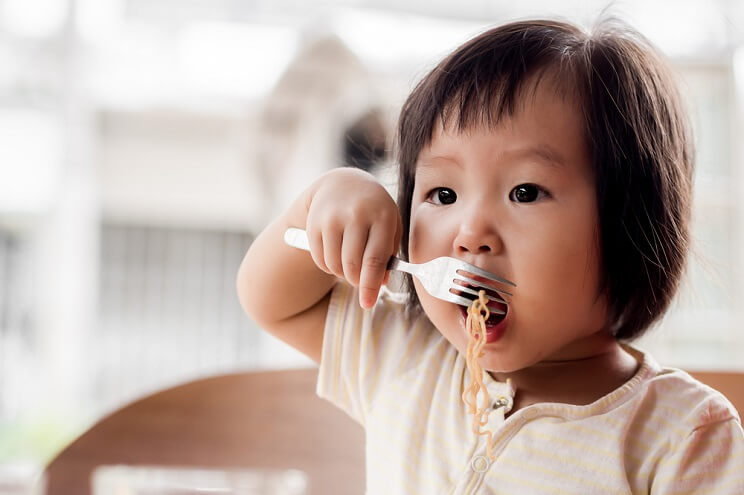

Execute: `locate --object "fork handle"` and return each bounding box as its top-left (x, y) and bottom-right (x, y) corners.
top-left (283, 227), bottom-right (311, 251)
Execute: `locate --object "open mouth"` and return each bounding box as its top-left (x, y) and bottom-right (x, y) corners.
top-left (452, 281), bottom-right (509, 325)
top-left (456, 288), bottom-right (509, 347)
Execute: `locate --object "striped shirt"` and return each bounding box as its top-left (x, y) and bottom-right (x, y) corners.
top-left (317, 282), bottom-right (744, 494)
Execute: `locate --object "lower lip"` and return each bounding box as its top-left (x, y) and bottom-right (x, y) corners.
top-left (460, 305), bottom-right (508, 343)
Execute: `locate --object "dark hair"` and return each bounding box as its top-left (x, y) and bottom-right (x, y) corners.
top-left (395, 19), bottom-right (694, 341)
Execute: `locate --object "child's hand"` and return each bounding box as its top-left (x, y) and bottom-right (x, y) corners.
top-left (305, 168), bottom-right (402, 309)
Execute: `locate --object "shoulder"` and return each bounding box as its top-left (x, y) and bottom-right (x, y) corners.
top-left (625, 346), bottom-right (740, 434)
top-left (646, 368), bottom-right (739, 428)
top-left (628, 352), bottom-right (744, 493)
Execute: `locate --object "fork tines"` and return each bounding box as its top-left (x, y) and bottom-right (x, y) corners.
top-left (455, 273), bottom-right (512, 302)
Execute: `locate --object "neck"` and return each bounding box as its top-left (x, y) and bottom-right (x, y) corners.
top-left (489, 336), bottom-right (639, 407)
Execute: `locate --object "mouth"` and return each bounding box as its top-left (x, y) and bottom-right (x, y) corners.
top-left (453, 277), bottom-right (508, 312)
top-left (453, 280), bottom-right (510, 343)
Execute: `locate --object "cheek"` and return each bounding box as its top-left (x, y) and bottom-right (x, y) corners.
top-left (413, 278), bottom-right (470, 353)
top-left (519, 200), bottom-right (600, 283)
top-left (513, 221), bottom-right (606, 327)
top-left (409, 206), bottom-right (449, 261)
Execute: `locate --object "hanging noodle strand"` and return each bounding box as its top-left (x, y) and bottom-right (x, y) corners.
top-left (461, 289), bottom-right (501, 460)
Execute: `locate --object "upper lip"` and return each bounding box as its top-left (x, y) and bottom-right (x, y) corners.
top-left (463, 280), bottom-right (509, 302)
top-left (457, 259), bottom-right (515, 287)
top-left (469, 273), bottom-right (505, 287)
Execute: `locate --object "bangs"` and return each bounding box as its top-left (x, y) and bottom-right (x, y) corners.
top-left (397, 21), bottom-right (586, 169)
top-left (439, 63), bottom-right (580, 136)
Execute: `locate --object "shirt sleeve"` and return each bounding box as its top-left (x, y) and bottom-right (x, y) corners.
top-left (651, 417), bottom-right (744, 494)
top-left (315, 281), bottom-right (412, 427)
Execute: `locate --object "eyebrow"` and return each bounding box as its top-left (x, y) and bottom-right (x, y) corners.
top-left (515, 145), bottom-right (566, 168)
top-left (418, 144), bottom-right (566, 169)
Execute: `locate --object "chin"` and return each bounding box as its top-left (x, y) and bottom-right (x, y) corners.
top-left (478, 355), bottom-right (520, 374)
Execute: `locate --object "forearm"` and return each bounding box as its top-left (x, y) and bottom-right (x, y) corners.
top-left (236, 180), bottom-right (336, 327)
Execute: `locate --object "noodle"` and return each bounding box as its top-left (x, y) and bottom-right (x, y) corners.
top-left (461, 290), bottom-right (511, 460)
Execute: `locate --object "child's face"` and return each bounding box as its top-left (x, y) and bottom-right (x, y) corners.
top-left (408, 81), bottom-right (611, 373)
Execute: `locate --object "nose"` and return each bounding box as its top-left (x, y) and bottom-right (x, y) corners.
top-left (453, 207), bottom-right (504, 256)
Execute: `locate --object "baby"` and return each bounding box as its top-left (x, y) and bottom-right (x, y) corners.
top-left (238, 18), bottom-right (744, 494)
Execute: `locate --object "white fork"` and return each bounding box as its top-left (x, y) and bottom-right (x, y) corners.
top-left (283, 228), bottom-right (515, 313)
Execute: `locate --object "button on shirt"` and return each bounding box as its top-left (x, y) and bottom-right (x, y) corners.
top-left (317, 283), bottom-right (744, 494)
top-left (451, 378), bottom-right (515, 494)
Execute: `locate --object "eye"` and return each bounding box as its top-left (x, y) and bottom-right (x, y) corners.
top-left (426, 187), bottom-right (457, 205)
top-left (509, 183), bottom-right (548, 203)
top-left (427, 187), bottom-right (457, 205)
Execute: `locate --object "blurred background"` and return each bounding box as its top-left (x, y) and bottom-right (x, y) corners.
top-left (0, 0), bottom-right (743, 486)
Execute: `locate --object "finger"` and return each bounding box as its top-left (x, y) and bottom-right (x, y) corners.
top-left (322, 226), bottom-right (344, 278)
top-left (358, 223), bottom-right (395, 309)
top-left (341, 225), bottom-right (368, 286)
top-left (306, 227), bottom-right (331, 274)
top-left (380, 211), bottom-right (402, 289)
top-left (393, 210), bottom-right (403, 255)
